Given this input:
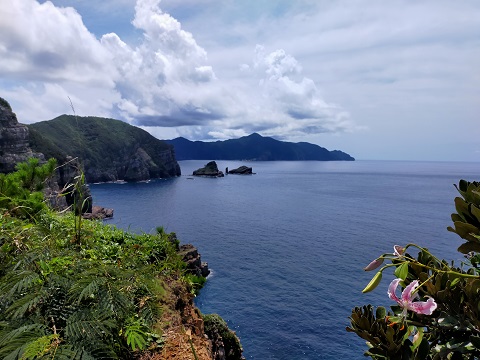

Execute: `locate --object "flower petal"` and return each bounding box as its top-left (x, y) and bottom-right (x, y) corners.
top-left (409, 298), bottom-right (437, 315)
top-left (401, 280), bottom-right (419, 302)
top-left (388, 278), bottom-right (401, 303)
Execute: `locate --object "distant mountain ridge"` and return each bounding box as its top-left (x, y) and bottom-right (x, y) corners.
top-left (28, 115), bottom-right (181, 183)
top-left (165, 133), bottom-right (354, 161)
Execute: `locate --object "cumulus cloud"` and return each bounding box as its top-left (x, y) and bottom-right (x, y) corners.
top-left (0, 0), bottom-right (114, 85)
top-left (0, 0), bottom-right (353, 140)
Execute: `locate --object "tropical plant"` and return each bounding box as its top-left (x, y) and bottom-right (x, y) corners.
top-left (0, 157), bottom-right (56, 219)
top-left (348, 180), bottom-right (480, 359)
top-left (0, 161), bottom-right (194, 358)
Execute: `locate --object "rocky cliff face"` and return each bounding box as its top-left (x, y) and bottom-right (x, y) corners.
top-left (0, 102), bottom-right (43, 173)
top-left (82, 145), bottom-right (180, 183)
top-left (0, 100), bottom-right (89, 212)
top-left (28, 115), bottom-right (182, 183)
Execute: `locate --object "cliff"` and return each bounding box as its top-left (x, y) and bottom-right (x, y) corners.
top-left (0, 99), bottom-right (94, 212)
top-left (165, 133), bottom-right (355, 161)
top-left (0, 98), bottom-right (243, 359)
top-left (29, 115), bottom-right (181, 183)
top-left (0, 99), bottom-right (43, 173)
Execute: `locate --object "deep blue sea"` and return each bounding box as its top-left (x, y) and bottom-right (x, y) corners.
top-left (89, 160), bottom-right (479, 359)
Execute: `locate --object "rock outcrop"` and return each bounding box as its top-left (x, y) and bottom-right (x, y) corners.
top-left (0, 99), bottom-right (91, 213)
top-left (193, 161), bottom-right (224, 177)
top-left (227, 166), bottom-right (253, 175)
top-left (82, 205), bottom-right (114, 220)
top-left (178, 244), bottom-right (210, 277)
top-left (0, 99), bottom-right (43, 173)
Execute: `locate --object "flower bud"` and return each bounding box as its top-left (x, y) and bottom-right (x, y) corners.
top-left (363, 258), bottom-right (384, 271)
top-left (362, 271), bottom-right (383, 293)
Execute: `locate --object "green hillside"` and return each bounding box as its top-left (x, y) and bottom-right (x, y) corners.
top-left (29, 115), bottom-right (181, 183)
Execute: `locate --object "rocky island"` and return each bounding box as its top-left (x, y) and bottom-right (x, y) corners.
top-left (193, 161), bottom-right (225, 177)
top-left (227, 165), bottom-right (254, 175)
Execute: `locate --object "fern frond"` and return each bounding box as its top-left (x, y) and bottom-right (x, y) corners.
top-left (65, 310), bottom-right (116, 342)
top-left (0, 271), bottom-right (42, 299)
top-left (20, 333), bottom-right (59, 359)
top-left (4, 289), bottom-right (46, 319)
top-left (46, 344), bottom-right (96, 360)
top-left (69, 277), bottom-right (103, 304)
top-left (97, 284), bottom-right (132, 318)
top-left (0, 323), bottom-right (48, 359)
top-left (125, 326), bottom-right (147, 351)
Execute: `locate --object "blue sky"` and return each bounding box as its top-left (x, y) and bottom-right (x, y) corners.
top-left (0, 0), bottom-right (479, 161)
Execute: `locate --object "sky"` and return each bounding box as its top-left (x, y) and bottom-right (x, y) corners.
top-left (0, 0), bottom-right (479, 161)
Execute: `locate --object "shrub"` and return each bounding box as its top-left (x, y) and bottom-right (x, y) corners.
top-left (348, 180), bottom-right (480, 359)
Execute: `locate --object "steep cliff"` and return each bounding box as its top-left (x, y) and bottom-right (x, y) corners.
top-left (0, 99), bottom-right (92, 212)
top-left (29, 115), bottom-right (181, 183)
top-left (0, 99), bottom-right (43, 173)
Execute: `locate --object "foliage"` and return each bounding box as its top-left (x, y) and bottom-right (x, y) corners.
top-left (0, 160), bottom-right (196, 359)
top-left (0, 157), bottom-right (56, 219)
top-left (0, 96), bottom-right (12, 110)
top-left (447, 180), bottom-right (480, 254)
top-left (203, 314), bottom-right (244, 360)
top-left (28, 115), bottom-right (178, 182)
top-left (348, 180), bottom-right (480, 359)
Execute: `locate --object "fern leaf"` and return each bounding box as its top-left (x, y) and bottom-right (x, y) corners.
top-left (0, 323), bottom-right (48, 359)
top-left (69, 277), bottom-right (102, 304)
top-left (19, 333), bottom-right (59, 359)
top-left (0, 271), bottom-right (42, 298)
top-left (5, 290), bottom-right (46, 319)
top-left (125, 325), bottom-right (148, 351)
top-left (65, 310), bottom-right (116, 342)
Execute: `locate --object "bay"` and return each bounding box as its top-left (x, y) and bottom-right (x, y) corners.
top-left (89, 160), bottom-right (479, 359)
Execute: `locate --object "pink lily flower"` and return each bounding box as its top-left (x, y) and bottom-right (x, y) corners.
top-left (388, 278), bottom-right (437, 316)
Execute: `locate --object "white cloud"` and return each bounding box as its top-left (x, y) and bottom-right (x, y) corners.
top-left (1, 0), bottom-right (478, 160)
top-left (0, 0), bottom-right (114, 85)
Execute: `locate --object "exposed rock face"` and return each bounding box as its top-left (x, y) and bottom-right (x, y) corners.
top-left (0, 102), bottom-right (43, 173)
top-left (204, 314), bottom-right (245, 360)
top-left (82, 205), bottom-right (114, 220)
top-left (193, 161), bottom-right (224, 177)
top-left (157, 280), bottom-right (244, 360)
top-left (227, 166), bottom-right (253, 175)
top-left (178, 244), bottom-right (210, 277)
top-left (0, 101), bottom-right (91, 213)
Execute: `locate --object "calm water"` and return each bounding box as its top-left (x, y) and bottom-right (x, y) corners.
top-left (90, 160), bottom-right (479, 359)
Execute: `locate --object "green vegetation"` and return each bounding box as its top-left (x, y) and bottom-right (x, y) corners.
top-left (0, 96), bottom-right (12, 111)
top-left (349, 180), bottom-right (480, 359)
top-left (203, 314), bottom-right (243, 360)
top-left (0, 159), bottom-right (196, 359)
top-left (28, 115), bottom-right (180, 182)
top-left (0, 158), bottom-right (56, 219)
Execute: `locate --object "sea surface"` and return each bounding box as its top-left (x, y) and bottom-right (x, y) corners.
top-left (89, 160), bottom-right (479, 359)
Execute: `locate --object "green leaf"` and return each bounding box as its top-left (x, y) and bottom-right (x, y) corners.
top-left (375, 306), bottom-right (386, 319)
top-left (457, 241), bottom-right (480, 254)
top-left (394, 262), bottom-right (409, 280)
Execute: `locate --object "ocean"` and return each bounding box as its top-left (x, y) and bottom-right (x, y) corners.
top-left (89, 160), bottom-right (479, 359)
